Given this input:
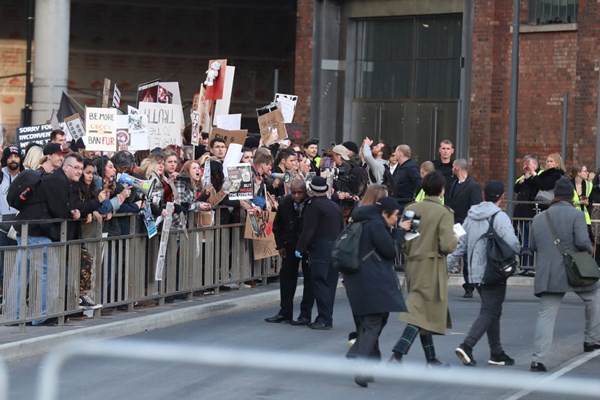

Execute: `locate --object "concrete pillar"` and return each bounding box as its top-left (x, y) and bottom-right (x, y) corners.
top-left (32, 0), bottom-right (70, 124)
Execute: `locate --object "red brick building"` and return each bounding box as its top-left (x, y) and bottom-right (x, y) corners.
top-left (295, 0), bottom-right (599, 185)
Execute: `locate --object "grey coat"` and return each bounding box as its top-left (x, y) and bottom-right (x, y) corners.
top-left (448, 202), bottom-right (520, 284)
top-left (530, 201), bottom-right (596, 296)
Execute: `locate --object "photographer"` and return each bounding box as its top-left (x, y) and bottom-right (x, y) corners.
top-left (325, 145), bottom-right (360, 221)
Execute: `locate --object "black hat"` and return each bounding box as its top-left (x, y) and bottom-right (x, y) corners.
top-left (342, 141), bottom-right (359, 155)
top-left (309, 176), bottom-right (329, 196)
top-left (554, 177), bottom-right (574, 198)
top-left (43, 142), bottom-right (70, 156)
top-left (70, 138), bottom-right (86, 152)
top-left (244, 135), bottom-right (260, 149)
top-left (1, 145), bottom-right (22, 167)
top-left (376, 196), bottom-right (401, 212)
top-left (484, 180), bottom-right (504, 202)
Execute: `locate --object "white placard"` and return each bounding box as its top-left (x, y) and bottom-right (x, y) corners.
top-left (222, 143), bottom-right (243, 177)
top-left (275, 93), bottom-right (298, 123)
top-left (215, 114), bottom-right (241, 130)
top-left (191, 111), bottom-right (200, 146)
top-left (128, 112), bottom-right (148, 151)
top-left (85, 107), bottom-right (117, 152)
top-left (214, 66), bottom-right (236, 118)
top-left (138, 102), bottom-right (183, 149)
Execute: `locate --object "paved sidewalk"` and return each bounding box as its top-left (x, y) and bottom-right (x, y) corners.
top-left (0, 274), bottom-right (534, 361)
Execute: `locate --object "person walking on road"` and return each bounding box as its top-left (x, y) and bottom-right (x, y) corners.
top-left (448, 180), bottom-right (520, 367)
top-left (344, 196), bottom-right (409, 388)
top-left (389, 171), bottom-right (457, 366)
top-left (529, 177), bottom-right (600, 372)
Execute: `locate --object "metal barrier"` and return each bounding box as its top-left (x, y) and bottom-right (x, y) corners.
top-left (0, 356), bottom-right (6, 400)
top-left (0, 208), bottom-right (280, 327)
top-left (34, 341), bottom-right (600, 400)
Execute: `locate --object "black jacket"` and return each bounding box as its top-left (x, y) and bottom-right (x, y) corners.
top-left (296, 196), bottom-right (342, 253)
top-left (393, 159), bottom-right (421, 204)
top-left (447, 175), bottom-right (482, 224)
top-left (272, 194), bottom-right (304, 250)
top-left (433, 158), bottom-right (455, 195)
top-left (16, 169), bottom-right (71, 241)
top-left (513, 168), bottom-right (542, 218)
top-left (343, 205), bottom-right (407, 316)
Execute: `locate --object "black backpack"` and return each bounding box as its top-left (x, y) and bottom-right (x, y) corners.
top-left (471, 212), bottom-right (519, 284)
top-left (332, 222), bottom-right (363, 274)
top-left (7, 170), bottom-right (43, 211)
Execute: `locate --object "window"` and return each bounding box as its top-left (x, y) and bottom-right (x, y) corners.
top-left (355, 15), bottom-right (462, 100)
top-left (528, 0), bottom-right (578, 25)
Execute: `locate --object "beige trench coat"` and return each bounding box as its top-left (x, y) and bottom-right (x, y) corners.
top-left (399, 196), bottom-right (458, 334)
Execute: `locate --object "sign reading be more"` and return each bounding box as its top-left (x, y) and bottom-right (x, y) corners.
top-left (85, 107), bottom-right (117, 151)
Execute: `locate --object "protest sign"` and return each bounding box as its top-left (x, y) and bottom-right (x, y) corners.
top-left (226, 163), bottom-right (253, 200)
top-left (275, 93), bottom-right (298, 123)
top-left (137, 79), bottom-right (160, 105)
top-left (138, 102), bottom-right (183, 149)
top-left (209, 127), bottom-right (247, 147)
top-left (198, 85), bottom-right (211, 133)
top-left (116, 115), bottom-right (130, 151)
top-left (285, 123), bottom-right (302, 140)
top-left (257, 106), bottom-right (287, 143)
top-left (112, 84), bottom-right (121, 109)
top-left (205, 59), bottom-right (227, 100)
top-left (64, 113), bottom-right (85, 141)
top-left (190, 111), bottom-right (200, 146)
top-left (215, 114), bottom-right (241, 130)
top-left (214, 65), bottom-right (236, 117)
top-left (102, 78), bottom-right (111, 108)
top-left (16, 124), bottom-right (53, 150)
top-left (243, 211), bottom-right (278, 260)
top-left (128, 112), bottom-right (148, 151)
top-left (85, 107), bottom-right (117, 151)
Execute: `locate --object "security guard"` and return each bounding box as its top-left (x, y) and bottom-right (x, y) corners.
top-left (571, 165), bottom-right (593, 239)
top-left (296, 176), bottom-right (343, 330)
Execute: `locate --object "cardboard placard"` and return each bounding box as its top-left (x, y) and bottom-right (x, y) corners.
top-left (198, 85), bottom-right (212, 133)
top-left (215, 114), bottom-right (241, 130)
top-left (226, 163), bottom-right (253, 200)
top-left (209, 127), bottom-right (247, 147)
top-left (205, 59), bottom-right (227, 100)
top-left (138, 102), bottom-right (183, 149)
top-left (214, 65), bottom-right (236, 117)
top-left (244, 211), bottom-right (278, 260)
top-left (85, 107), bottom-right (117, 151)
top-left (285, 123), bottom-right (302, 141)
top-left (16, 124), bottom-right (53, 150)
top-left (64, 113), bottom-right (85, 141)
top-left (190, 111), bottom-right (200, 146)
top-left (257, 107), bottom-right (287, 143)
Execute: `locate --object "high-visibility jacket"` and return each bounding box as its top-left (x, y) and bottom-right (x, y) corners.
top-left (515, 168), bottom-right (543, 184)
top-left (573, 180), bottom-right (593, 225)
top-left (415, 188), bottom-right (444, 204)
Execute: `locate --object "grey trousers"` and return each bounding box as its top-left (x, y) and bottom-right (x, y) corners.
top-left (532, 290), bottom-right (600, 363)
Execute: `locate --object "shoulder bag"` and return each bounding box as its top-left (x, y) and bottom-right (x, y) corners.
top-left (545, 212), bottom-right (600, 287)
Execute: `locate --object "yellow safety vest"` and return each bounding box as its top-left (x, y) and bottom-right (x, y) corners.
top-left (573, 181), bottom-right (592, 225)
top-left (416, 189), bottom-right (444, 204)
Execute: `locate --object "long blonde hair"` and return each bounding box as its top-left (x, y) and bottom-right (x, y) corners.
top-left (23, 145), bottom-right (44, 170)
top-left (547, 153), bottom-right (566, 172)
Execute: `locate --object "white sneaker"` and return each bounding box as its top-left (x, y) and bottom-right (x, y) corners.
top-left (79, 294), bottom-right (102, 310)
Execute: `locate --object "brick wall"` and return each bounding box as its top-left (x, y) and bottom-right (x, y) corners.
top-left (293, 0), bottom-right (314, 143)
top-left (470, 0), bottom-right (600, 185)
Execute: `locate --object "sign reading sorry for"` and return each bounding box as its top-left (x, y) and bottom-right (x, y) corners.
top-left (16, 124), bottom-right (53, 150)
top-left (85, 107), bottom-right (117, 151)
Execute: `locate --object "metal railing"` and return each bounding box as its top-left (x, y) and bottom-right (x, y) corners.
top-left (35, 341), bottom-right (600, 400)
top-left (0, 208), bottom-right (280, 328)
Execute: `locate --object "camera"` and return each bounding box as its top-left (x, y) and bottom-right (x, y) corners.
top-left (402, 210), bottom-right (421, 241)
top-left (320, 166), bottom-right (346, 176)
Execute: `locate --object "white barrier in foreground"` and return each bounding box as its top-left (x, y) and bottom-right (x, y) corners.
top-left (0, 357), bottom-right (6, 400)
top-left (36, 340), bottom-right (600, 400)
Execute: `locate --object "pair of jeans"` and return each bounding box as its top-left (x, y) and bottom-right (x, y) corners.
top-left (463, 283), bottom-right (507, 355)
top-left (15, 236), bottom-right (53, 325)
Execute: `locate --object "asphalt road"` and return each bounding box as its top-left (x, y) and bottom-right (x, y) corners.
top-left (5, 285), bottom-right (600, 400)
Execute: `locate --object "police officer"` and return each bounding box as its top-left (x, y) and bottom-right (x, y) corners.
top-left (296, 176), bottom-right (343, 330)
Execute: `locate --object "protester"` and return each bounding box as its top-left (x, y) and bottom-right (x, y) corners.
top-left (528, 178), bottom-right (600, 372)
top-left (23, 145), bottom-right (44, 170)
top-left (389, 171), bottom-right (457, 366)
top-left (345, 196), bottom-right (409, 388)
top-left (0, 146), bottom-right (22, 289)
top-left (49, 129), bottom-right (68, 148)
top-left (449, 180), bottom-right (520, 367)
top-left (361, 137), bottom-right (392, 185)
top-left (38, 143), bottom-right (70, 175)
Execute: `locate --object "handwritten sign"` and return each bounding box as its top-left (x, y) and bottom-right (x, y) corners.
top-left (275, 93), bottom-right (298, 123)
top-left (85, 107), bottom-right (117, 151)
top-left (257, 107), bottom-right (287, 143)
top-left (138, 102), bottom-right (183, 149)
top-left (209, 128), bottom-right (247, 147)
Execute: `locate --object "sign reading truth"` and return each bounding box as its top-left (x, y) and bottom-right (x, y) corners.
top-left (138, 102), bottom-right (183, 149)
